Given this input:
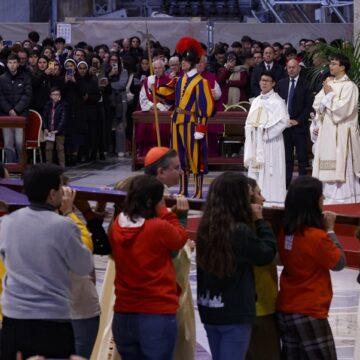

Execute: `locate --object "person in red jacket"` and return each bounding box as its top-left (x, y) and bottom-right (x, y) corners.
top-left (109, 174), bottom-right (188, 360)
top-left (277, 176), bottom-right (346, 359)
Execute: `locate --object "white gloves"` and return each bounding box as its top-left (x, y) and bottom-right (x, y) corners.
top-left (147, 75), bottom-right (156, 88)
top-left (194, 124), bottom-right (207, 140)
top-left (194, 132), bottom-right (205, 140)
top-left (156, 103), bottom-right (167, 111)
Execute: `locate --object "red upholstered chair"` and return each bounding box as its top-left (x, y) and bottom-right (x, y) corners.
top-left (25, 110), bottom-right (43, 164)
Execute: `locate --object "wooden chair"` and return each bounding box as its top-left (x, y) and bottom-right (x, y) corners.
top-left (25, 109), bottom-right (43, 164)
top-left (219, 101), bottom-right (250, 157)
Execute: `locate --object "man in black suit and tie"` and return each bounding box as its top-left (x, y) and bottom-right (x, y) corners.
top-left (276, 59), bottom-right (314, 187)
top-left (250, 46), bottom-right (287, 97)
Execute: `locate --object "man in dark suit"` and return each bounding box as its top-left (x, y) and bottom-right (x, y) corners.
top-left (276, 59), bottom-right (314, 188)
top-left (250, 46), bottom-right (286, 97)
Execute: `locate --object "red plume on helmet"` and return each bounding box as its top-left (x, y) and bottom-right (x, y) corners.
top-left (175, 37), bottom-right (205, 58)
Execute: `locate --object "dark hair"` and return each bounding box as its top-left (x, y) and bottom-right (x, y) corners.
top-left (231, 41), bottom-right (242, 48)
top-left (284, 176), bottom-right (325, 235)
top-left (37, 56), bottom-right (49, 65)
top-left (315, 37), bottom-right (327, 44)
top-left (130, 36), bottom-right (141, 44)
top-left (196, 172), bottom-right (253, 278)
top-left (144, 149), bottom-right (178, 176)
top-left (50, 86), bottom-right (61, 95)
top-left (42, 37), bottom-right (54, 48)
top-left (226, 51), bottom-right (239, 65)
top-left (241, 35), bottom-right (252, 43)
top-left (95, 44), bottom-right (109, 53)
top-left (28, 49), bottom-right (40, 57)
top-left (123, 175), bottom-right (164, 222)
top-left (264, 45), bottom-right (275, 53)
top-left (285, 48), bottom-right (297, 57)
top-left (252, 41), bottom-right (264, 51)
top-left (41, 46), bottom-right (54, 59)
top-left (260, 71), bottom-right (276, 82)
top-left (74, 48), bottom-right (86, 56)
top-left (17, 47), bottom-right (29, 56)
top-left (28, 31), bottom-right (40, 43)
top-left (122, 55), bottom-right (137, 74)
top-left (240, 53), bottom-right (254, 62)
top-left (214, 47), bottom-right (226, 56)
top-left (75, 41), bottom-right (88, 49)
top-left (7, 53), bottom-right (20, 62)
top-left (55, 37), bottom-right (66, 44)
top-left (330, 53), bottom-right (350, 73)
top-left (108, 52), bottom-right (122, 73)
top-left (23, 164), bottom-right (64, 203)
top-left (247, 177), bottom-right (258, 203)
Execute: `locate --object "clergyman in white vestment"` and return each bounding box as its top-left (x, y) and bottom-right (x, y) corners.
top-left (244, 72), bottom-right (289, 207)
top-left (311, 54), bottom-right (360, 204)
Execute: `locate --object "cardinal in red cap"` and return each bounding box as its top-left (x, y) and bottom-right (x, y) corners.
top-left (151, 37), bottom-right (215, 198)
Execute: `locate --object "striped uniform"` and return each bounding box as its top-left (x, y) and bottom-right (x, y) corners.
top-left (158, 72), bottom-right (214, 176)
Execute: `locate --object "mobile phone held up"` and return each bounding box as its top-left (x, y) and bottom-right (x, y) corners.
top-left (66, 68), bottom-right (74, 77)
top-left (112, 63), bottom-right (118, 70)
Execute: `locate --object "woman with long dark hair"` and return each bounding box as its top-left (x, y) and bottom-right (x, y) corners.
top-left (107, 52), bottom-right (129, 156)
top-left (110, 175), bottom-right (188, 360)
top-left (277, 176), bottom-right (345, 359)
top-left (30, 56), bottom-right (51, 113)
top-left (196, 172), bottom-right (277, 360)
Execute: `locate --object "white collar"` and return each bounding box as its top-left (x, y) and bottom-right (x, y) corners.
top-left (186, 68), bottom-right (198, 77)
top-left (260, 89), bottom-right (274, 99)
top-left (333, 74), bottom-right (349, 83)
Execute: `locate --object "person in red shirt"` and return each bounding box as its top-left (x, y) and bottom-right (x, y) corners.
top-left (109, 174), bottom-right (188, 360)
top-left (277, 176), bottom-right (346, 359)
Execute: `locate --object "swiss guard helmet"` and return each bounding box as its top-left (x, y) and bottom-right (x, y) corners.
top-left (175, 37), bottom-right (205, 68)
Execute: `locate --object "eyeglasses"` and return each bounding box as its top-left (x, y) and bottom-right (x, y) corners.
top-left (260, 79), bottom-right (273, 83)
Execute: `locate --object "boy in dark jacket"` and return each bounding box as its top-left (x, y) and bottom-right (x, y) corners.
top-left (43, 87), bottom-right (67, 168)
top-left (0, 53), bottom-right (32, 163)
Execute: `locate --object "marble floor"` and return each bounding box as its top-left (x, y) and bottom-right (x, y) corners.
top-left (66, 155), bottom-right (360, 360)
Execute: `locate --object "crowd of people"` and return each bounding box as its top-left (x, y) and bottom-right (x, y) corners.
top-left (0, 29), bottom-right (357, 360)
top-left (0, 31), bottom-right (348, 168)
